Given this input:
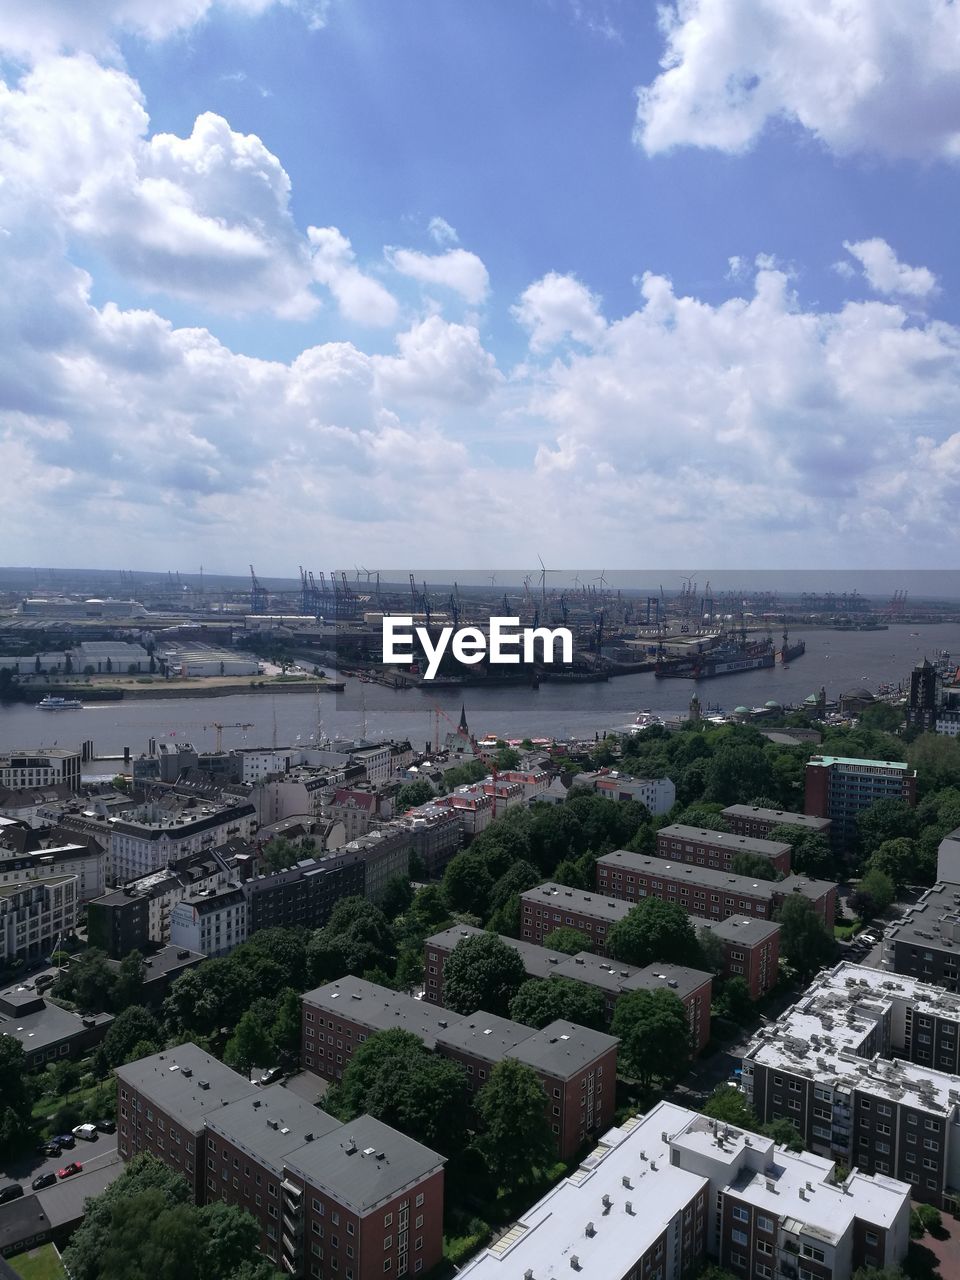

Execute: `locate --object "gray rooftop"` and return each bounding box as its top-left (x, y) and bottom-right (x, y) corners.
top-left (0, 994), bottom-right (113, 1053)
top-left (302, 977), bottom-right (461, 1046)
top-left (658, 824), bottom-right (792, 858)
top-left (699, 914), bottom-right (782, 945)
top-left (596, 851), bottom-right (834, 904)
top-left (434, 1011), bottom-right (531, 1064)
top-left (521, 883), bottom-right (631, 922)
top-left (115, 1043), bottom-right (256, 1131)
top-left (722, 805), bottom-right (832, 831)
top-left (508, 1020), bottom-right (619, 1077)
top-left (284, 1113), bottom-right (445, 1214)
top-left (206, 1083), bottom-right (341, 1175)
top-left (885, 881), bottom-right (960, 954)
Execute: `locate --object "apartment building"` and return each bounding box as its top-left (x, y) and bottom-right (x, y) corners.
top-left (0, 985), bottom-right (112, 1068)
top-left (0, 874), bottom-right (77, 963)
top-left (0, 840), bottom-right (106, 903)
top-left (394, 804), bottom-right (462, 877)
top-left (743, 962), bottom-right (960, 1208)
top-left (722, 805), bottom-right (832, 842)
top-left (300, 977), bottom-right (618, 1159)
top-left (804, 756), bottom-right (917, 850)
top-left (342, 826), bottom-right (411, 904)
top-left (422, 923), bottom-right (713, 1052)
top-left (116, 1042), bottom-right (446, 1280)
top-left (0, 749), bottom-right (81, 792)
top-left (457, 1099), bottom-right (910, 1280)
top-left (656, 825), bottom-right (793, 876)
top-left (170, 885), bottom-right (248, 957)
top-left (244, 852), bottom-right (365, 934)
top-left (883, 881), bottom-right (960, 990)
top-left (328, 789), bottom-right (377, 841)
top-left (594, 851), bottom-right (836, 927)
top-left (705, 916), bottom-right (781, 1000)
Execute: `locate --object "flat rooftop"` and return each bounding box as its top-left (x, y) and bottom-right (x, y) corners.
top-left (807, 755), bottom-right (910, 771)
top-left (658, 824), bottom-right (792, 857)
top-left (596, 852), bottom-right (834, 904)
top-left (509, 1020), bottom-right (619, 1077)
top-left (885, 881), bottom-right (960, 954)
top-left (722, 805), bottom-right (832, 831)
top-left (206, 1083), bottom-right (341, 1175)
top-left (115, 1043), bottom-right (256, 1131)
top-left (435, 1011), bottom-right (531, 1064)
top-left (302, 977), bottom-right (461, 1047)
top-left (0, 995), bottom-right (112, 1053)
top-left (700, 914), bottom-right (781, 945)
top-left (521, 883), bottom-right (631, 922)
top-left (284, 1113), bottom-right (445, 1215)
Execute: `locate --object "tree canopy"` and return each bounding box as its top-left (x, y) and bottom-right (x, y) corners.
top-left (611, 988), bottom-right (691, 1085)
top-left (474, 1059), bottom-right (555, 1187)
top-left (776, 895), bottom-right (835, 978)
top-left (442, 932), bottom-right (527, 1016)
top-left (509, 977), bottom-right (606, 1031)
top-left (607, 897), bottom-right (704, 969)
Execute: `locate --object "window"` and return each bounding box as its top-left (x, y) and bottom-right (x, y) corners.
top-left (732, 1207), bottom-right (749, 1222)
top-left (732, 1229), bottom-right (748, 1246)
top-left (756, 1215), bottom-right (773, 1233)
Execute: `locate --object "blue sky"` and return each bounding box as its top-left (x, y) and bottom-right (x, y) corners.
top-left (2, 0), bottom-right (960, 574)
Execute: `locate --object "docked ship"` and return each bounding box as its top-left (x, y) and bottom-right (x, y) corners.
top-left (779, 628), bottom-right (806, 666)
top-left (656, 631), bottom-right (776, 680)
top-left (38, 695), bottom-right (83, 710)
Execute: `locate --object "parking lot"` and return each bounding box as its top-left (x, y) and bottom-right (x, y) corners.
top-left (1, 1129), bottom-right (118, 1195)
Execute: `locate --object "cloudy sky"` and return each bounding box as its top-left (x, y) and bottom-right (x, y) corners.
top-left (2, 0), bottom-right (960, 574)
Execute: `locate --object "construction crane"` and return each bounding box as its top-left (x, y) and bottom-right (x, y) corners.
top-left (299, 566), bottom-right (311, 615)
top-left (249, 565), bottom-right (268, 615)
top-left (204, 721), bottom-right (254, 752)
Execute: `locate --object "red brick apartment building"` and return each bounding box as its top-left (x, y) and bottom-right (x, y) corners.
top-left (721, 804), bottom-right (832, 841)
top-left (422, 923), bottom-right (714, 1052)
top-left (703, 914), bottom-right (781, 1000)
top-left (656, 823), bottom-right (793, 875)
top-left (116, 1042), bottom-right (445, 1279)
top-left (301, 977), bottom-right (618, 1158)
top-left (594, 850), bottom-right (836, 928)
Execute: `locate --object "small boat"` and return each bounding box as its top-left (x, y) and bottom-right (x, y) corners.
top-left (38, 695), bottom-right (83, 710)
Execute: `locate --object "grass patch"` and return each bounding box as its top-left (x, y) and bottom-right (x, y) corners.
top-left (834, 919), bottom-right (863, 940)
top-left (8, 1243), bottom-right (67, 1280)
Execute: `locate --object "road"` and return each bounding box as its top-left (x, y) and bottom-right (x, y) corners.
top-left (1, 1132), bottom-right (118, 1192)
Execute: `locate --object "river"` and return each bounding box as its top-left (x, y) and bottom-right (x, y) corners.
top-left (2, 624), bottom-right (957, 758)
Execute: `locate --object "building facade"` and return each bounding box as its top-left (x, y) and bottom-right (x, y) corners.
top-left (656, 825), bottom-right (793, 876)
top-left (0, 874), bottom-right (77, 963)
top-left (722, 805), bottom-right (832, 842)
top-left (0, 750), bottom-right (81, 792)
top-left (804, 756), bottom-right (917, 850)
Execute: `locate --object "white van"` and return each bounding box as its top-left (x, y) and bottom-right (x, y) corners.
top-left (72, 1124), bottom-right (98, 1141)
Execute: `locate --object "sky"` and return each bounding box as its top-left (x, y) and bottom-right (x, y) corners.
top-left (2, 0), bottom-right (960, 575)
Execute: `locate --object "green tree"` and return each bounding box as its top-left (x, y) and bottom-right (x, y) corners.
top-left (307, 897), bottom-right (394, 982)
top-left (611, 988), bottom-right (691, 1085)
top-left (442, 852), bottom-right (494, 916)
top-left (381, 873), bottom-right (414, 921)
top-left (196, 1201), bottom-right (264, 1278)
top-left (60, 948), bottom-right (118, 1013)
top-left (115, 950), bottom-right (146, 1009)
top-left (672, 805), bottom-right (730, 831)
top-left (475, 1059), bottom-right (555, 1187)
top-left (852, 868), bottom-right (895, 919)
top-left (731, 851), bottom-right (780, 881)
top-left (224, 1010), bottom-right (276, 1075)
top-left (103, 1006), bottom-right (163, 1067)
top-left (761, 1117), bottom-right (804, 1150)
top-left (442, 932), bottom-right (527, 1016)
top-left (488, 860), bottom-right (541, 913)
top-left (702, 1083), bottom-right (758, 1129)
top-left (262, 836), bottom-right (302, 874)
top-left (270, 987), bottom-right (302, 1061)
top-left (696, 927), bottom-right (725, 976)
top-left (856, 799), bottom-right (919, 853)
top-left (542, 926), bottom-right (593, 955)
top-left (396, 779), bottom-right (435, 809)
top-left (509, 977), bottom-right (606, 1030)
top-left (866, 838), bottom-right (921, 892)
top-left (330, 1029), bottom-right (470, 1156)
top-left (607, 897), bottom-right (703, 968)
top-left (716, 976), bottom-right (753, 1025)
top-left (777, 895), bottom-right (835, 978)
top-left (495, 746), bottom-right (522, 769)
top-left (51, 1058), bottom-right (82, 1100)
top-left (164, 958), bottom-right (249, 1038)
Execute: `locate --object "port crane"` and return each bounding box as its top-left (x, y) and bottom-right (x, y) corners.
top-left (204, 721), bottom-right (254, 752)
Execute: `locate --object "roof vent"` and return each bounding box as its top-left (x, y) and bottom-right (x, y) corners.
top-left (181, 1067), bottom-right (193, 1078)
top-left (570, 1257), bottom-right (581, 1271)
top-left (584, 1222), bottom-right (595, 1237)
top-left (621, 1175), bottom-right (632, 1189)
top-left (625, 1201), bottom-right (634, 1215)
top-left (602, 1194), bottom-right (611, 1209)
top-left (198, 1080), bottom-right (209, 1090)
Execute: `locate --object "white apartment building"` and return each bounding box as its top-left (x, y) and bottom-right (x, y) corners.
top-left (0, 749), bottom-right (82, 792)
top-left (0, 842), bottom-right (106, 904)
top-left (103, 800), bottom-right (256, 883)
top-left (0, 875), bottom-right (78, 963)
top-left (458, 1099), bottom-right (909, 1280)
top-left (170, 885), bottom-right (247, 957)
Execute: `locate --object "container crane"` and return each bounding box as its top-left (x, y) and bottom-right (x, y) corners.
top-left (250, 565), bottom-right (268, 614)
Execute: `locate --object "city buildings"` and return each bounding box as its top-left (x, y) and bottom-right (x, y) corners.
top-left (743, 961), bottom-right (960, 1208)
top-left (0, 875), bottom-right (77, 964)
top-left (575, 770), bottom-right (677, 815)
top-left (883, 880), bottom-right (960, 990)
top-left (300, 976), bottom-right (618, 1159)
top-left (0, 984), bottom-right (112, 1068)
top-left (655, 824), bottom-right (793, 875)
top-left (722, 805), bottom-right (832, 842)
top-left (116, 1043), bottom-right (446, 1279)
top-left (170, 885), bottom-right (248, 957)
top-left (456, 1099), bottom-right (910, 1280)
top-left (906, 658), bottom-right (941, 733)
top-left (422, 923), bottom-right (714, 1051)
top-left (804, 756), bottom-right (917, 850)
top-left (0, 839), bottom-right (106, 903)
top-left (0, 749), bottom-right (81, 793)
top-left (594, 852), bottom-right (836, 925)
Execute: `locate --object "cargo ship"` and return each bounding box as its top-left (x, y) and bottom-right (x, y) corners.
top-left (779, 629), bottom-right (806, 666)
top-left (656, 633), bottom-right (775, 680)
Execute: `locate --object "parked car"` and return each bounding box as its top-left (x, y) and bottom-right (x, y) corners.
top-left (0, 1184), bottom-right (24, 1204)
top-left (257, 1066), bottom-right (283, 1086)
top-left (57, 1162), bottom-right (83, 1179)
top-left (38, 1140), bottom-right (61, 1157)
top-left (72, 1124), bottom-right (98, 1141)
top-left (54, 1133), bottom-right (75, 1149)
top-left (35, 973), bottom-right (56, 992)
top-left (32, 1173), bottom-right (57, 1191)
top-left (95, 1118), bottom-right (116, 1134)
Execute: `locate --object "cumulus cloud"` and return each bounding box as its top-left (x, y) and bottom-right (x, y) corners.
top-left (842, 238), bottom-right (939, 299)
top-left (512, 271), bottom-right (606, 352)
top-left (0, 0), bottom-right (331, 60)
top-left (636, 0), bottom-right (960, 161)
top-left (0, 56), bottom-right (319, 317)
top-left (308, 227), bottom-right (399, 326)
top-left (386, 245), bottom-right (490, 305)
top-left (374, 315), bottom-right (502, 404)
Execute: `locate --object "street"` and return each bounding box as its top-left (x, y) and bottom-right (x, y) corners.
top-left (1, 1132), bottom-right (118, 1191)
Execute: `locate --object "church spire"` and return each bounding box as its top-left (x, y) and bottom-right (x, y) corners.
top-left (458, 703), bottom-right (469, 733)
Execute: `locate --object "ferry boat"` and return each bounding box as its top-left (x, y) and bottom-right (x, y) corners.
top-left (38, 695), bottom-right (83, 710)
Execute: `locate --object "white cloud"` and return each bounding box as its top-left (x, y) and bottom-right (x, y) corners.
top-left (427, 216), bottom-right (459, 247)
top-left (843, 238), bottom-right (939, 299)
top-left (374, 315), bottom-right (503, 404)
top-left (386, 245), bottom-right (490, 305)
top-left (308, 227), bottom-right (399, 327)
top-left (0, 57), bottom-right (319, 317)
top-left (0, 0), bottom-right (330, 60)
top-left (512, 271), bottom-right (606, 352)
top-left (636, 0), bottom-right (960, 161)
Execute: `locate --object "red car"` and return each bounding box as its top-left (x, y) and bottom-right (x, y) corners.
top-left (57, 1162), bottom-right (83, 1179)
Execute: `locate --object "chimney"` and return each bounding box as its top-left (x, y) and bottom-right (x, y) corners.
top-left (625, 1201), bottom-right (634, 1215)
top-left (585, 1222), bottom-right (596, 1237)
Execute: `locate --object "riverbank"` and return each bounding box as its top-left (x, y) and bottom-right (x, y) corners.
top-left (1, 675), bottom-right (344, 704)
